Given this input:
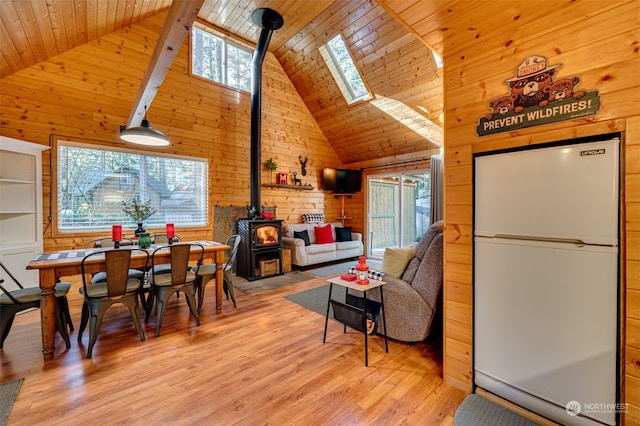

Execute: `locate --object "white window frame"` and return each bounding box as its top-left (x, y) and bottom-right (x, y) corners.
top-left (55, 141), bottom-right (209, 234)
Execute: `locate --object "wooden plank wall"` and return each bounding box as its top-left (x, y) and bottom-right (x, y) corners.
top-left (380, 0), bottom-right (640, 422)
top-left (274, 0), bottom-right (443, 165)
top-left (0, 0), bottom-right (174, 79)
top-left (0, 11), bottom-right (352, 250)
top-left (627, 115), bottom-right (640, 425)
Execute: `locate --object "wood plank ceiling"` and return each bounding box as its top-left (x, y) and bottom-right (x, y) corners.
top-left (0, 0), bottom-right (444, 165)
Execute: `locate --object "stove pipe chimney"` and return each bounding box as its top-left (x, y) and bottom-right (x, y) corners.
top-left (250, 8), bottom-right (284, 215)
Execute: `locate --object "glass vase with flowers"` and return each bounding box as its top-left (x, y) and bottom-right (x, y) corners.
top-left (122, 199), bottom-right (157, 236)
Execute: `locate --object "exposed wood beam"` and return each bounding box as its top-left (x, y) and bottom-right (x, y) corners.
top-left (126, 0), bottom-right (205, 127)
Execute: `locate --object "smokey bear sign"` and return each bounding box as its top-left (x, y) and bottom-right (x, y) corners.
top-left (476, 55), bottom-right (600, 137)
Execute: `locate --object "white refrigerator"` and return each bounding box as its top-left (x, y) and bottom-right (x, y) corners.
top-left (473, 137), bottom-right (619, 426)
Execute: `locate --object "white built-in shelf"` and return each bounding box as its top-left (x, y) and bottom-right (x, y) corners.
top-left (0, 136), bottom-right (49, 287)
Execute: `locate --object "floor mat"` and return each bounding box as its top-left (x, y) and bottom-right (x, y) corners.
top-left (0, 378), bottom-right (24, 425)
top-left (233, 271), bottom-right (314, 295)
top-left (454, 394), bottom-right (539, 426)
top-left (283, 284), bottom-right (340, 316)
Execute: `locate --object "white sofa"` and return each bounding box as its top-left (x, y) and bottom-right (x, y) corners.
top-left (282, 222), bottom-right (363, 267)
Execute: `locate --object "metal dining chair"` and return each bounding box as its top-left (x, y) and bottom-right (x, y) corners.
top-left (0, 260), bottom-right (73, 349)
top-left (145, 243), bottom-right (203, 337)
top-left (150, 233), bottom-right (181, 245)
top-left (78, 248), bottom-right (148, 357)
top-left (147, 233), bottom-right (182, 275)
top-left (195, 234), bottom-right (241, 312)
top-left (85, 237), bottom-right (146, 305)
top-left (84, 237), bottom-right (135, 249)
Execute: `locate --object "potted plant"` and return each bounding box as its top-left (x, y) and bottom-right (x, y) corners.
top-left (122, 199), bottom-right (157, 236)
top-left (264, 158), bottom-right (278, 183)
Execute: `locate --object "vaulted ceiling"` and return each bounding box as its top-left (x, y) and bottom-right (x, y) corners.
top-left (0, 0), bottom-right (444, 164)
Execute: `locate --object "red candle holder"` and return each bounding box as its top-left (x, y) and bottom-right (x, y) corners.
top-left (112, 225), bottom-right (122, 249)
top-left (166, 223), bottom-right (175, 244)
top-left (355, 256), bottom-right (369, 285)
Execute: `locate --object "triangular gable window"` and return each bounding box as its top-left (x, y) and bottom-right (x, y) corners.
top-left (319, 34), bottom-right (372, 104)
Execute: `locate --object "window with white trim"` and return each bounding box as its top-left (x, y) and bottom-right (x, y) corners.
top-left (57, 142), bottom-right (208, 232)
top-left (319, 33), bottom-right (371, 104)
top-left (191, 24), bottom-right (252, 92)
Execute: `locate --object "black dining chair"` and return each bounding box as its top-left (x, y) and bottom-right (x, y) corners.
top-left (78, 248), bottom-right (148, 357)
top-left (195, 234), bottom-right (241, 312)
top-left (145, 243), bottom-right (203, 337)
top-left (0, 260), bottom-right (73, 349)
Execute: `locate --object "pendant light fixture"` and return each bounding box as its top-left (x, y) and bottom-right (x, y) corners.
top-left (120, 106), bottom-right (169, 146)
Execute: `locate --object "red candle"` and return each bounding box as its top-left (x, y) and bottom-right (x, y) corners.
top-left (112, 225), bottom-right (122, 241)
top-left (166, 223), bottom-right (175, 239)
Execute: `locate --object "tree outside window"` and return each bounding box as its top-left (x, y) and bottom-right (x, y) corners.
top-left (57, 143), bottom-right (208, 232)
top-left (192, 25), bottom-right (252, 92)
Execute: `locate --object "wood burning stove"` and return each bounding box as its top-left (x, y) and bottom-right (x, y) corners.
top-left (237, 8), bottom-right (284, 282)
top-left (236, 219), bottom-right (283, 280)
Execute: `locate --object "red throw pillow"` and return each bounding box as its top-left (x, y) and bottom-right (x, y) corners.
top-left (314, 224), bottom-right (334, 244)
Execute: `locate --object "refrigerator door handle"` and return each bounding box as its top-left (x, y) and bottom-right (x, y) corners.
top-left (490, 234), bottom-right (587, 247)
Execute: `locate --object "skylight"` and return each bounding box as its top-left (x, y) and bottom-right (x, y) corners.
top-left (320, 34), bottom-right (371, 104)
top-left (432, 50), bottom-right (443, 69)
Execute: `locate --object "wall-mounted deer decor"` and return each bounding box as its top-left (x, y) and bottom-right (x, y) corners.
top-left (299, 155), bottom-right (308, 176)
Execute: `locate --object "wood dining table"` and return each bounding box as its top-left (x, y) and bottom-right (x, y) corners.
top-left (27, 240), bottom-right (230, 360)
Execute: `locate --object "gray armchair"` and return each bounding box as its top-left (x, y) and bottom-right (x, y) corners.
top-left (356, 220), bottom-right (444, 342)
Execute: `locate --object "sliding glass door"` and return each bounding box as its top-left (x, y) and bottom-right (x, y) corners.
top-left (367, 171), bottom-right (430, 258)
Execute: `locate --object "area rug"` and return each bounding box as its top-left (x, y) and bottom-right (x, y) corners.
top-left (233, 271), bottom-right (314, 295)
top-left (0, 378), bottom-right (24, 425)
top-left (455, 394), bottom-right (538, 426)
top-left (307, 259), bottom-right (381, 277)
top-left (284, 284), bottom-right (346, 319)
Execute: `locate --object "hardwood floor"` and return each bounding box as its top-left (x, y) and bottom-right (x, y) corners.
top-left (1, 273), bottom-right (467, 425)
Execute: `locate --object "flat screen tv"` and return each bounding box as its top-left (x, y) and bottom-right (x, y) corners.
top-left (322, 168), bottom-right (362, 193)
